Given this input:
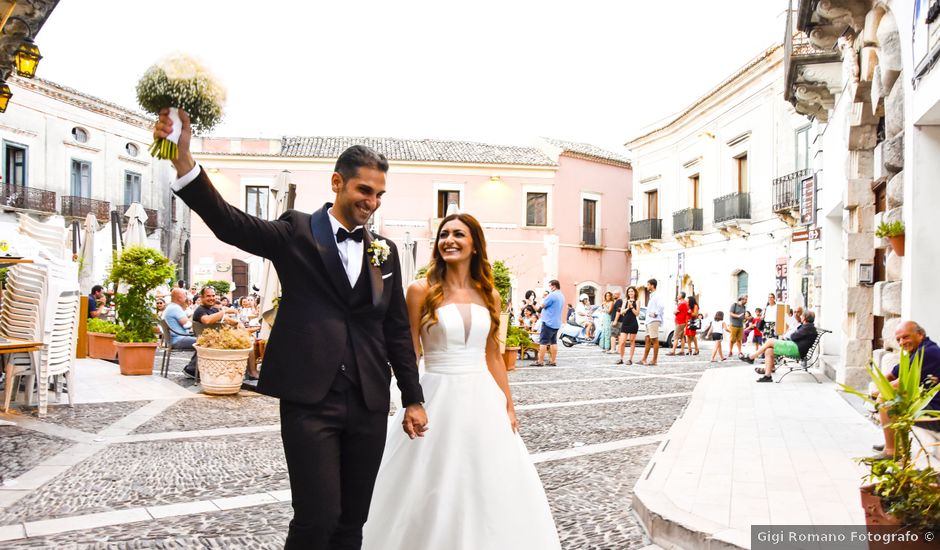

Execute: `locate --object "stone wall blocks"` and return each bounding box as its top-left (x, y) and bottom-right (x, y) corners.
top-left (885, 76), bottom-right (905, 139)
top-left (887, 171), bottom-right (904, 209)
top-left (844, 178), bottom-right (875, 208)
top-left (847, 150), bottom-right (874, 180)
top-left (882, 317), bottom-right (901, 351)
top-left (845, 286), bottom-right (874, 317)
top-left (881, 281), bottom-right (902, 316)
top-left (857, 205), bottom-right (876, 233)
top-left (885, 250), bottom-right (902, 280)
top-left (877, 11), bottom-right (903, 75)
top-left (884, 207), bottom-right (903, 226)
top-left (848, 124), bottom-right (879, 151)
top-left (882, 132), bottom-right (904, 173)
top-left (843, 338), bottom-right (874, 370)
top-left (873, 281), bottom-right (886, 317)
top-left (851, 100), bottom-right (880, 126)
top-left (872, 348), bottom-right (887, 373)
top-left (881, 351), bottom-right (901, 375)
top-left (844, 233), bottom-right (876, 262)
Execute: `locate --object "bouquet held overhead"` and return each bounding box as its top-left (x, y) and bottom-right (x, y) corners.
top-left (136, 53), bottom-right (226, 160)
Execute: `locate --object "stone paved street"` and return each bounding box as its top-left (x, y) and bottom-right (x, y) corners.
top-left (0, 343), bottom-right (723, 549)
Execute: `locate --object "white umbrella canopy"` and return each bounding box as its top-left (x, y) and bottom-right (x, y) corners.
top-left (259, 171), bottom-right (291, 338)
top-left (78, 213), bottom-right (99, 292)
top-left (123, 203), bottom-right (148, 248)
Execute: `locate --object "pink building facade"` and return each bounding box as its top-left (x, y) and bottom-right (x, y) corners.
top-left (188, 136), bottom-right (632, 314)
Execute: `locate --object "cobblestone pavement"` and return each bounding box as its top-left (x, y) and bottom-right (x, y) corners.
top-left (0, 343), bottom-right (716, 549)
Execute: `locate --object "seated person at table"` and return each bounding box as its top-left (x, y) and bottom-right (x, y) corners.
top-left (164, 288), bottom-right (199, 378)
top-left (193, 287), bottom-right (240, 330)
top-left (88, 285), bottom-right (107, 318)
top-left (743, 310), bottom-right (818, 382)
top-left (871, 320), bottom-right (940, 459)
top-left (193, 286), bottom-right (259, 379)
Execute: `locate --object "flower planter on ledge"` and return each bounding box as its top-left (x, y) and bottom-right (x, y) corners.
top-left (87, 332), bottom-right (117, 360)
top-left (887, 234), bottom-right (905, 257)
top-left (115, 342), bottom-right (157, 375)
top-left (195, 345), bottom-right (251, 395)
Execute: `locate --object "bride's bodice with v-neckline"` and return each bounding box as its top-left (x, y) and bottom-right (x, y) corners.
top-left (421, 303), bottom-right (490, 373)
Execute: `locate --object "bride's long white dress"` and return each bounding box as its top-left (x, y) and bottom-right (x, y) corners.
top-left (361, 303), bottom-right (561, 550)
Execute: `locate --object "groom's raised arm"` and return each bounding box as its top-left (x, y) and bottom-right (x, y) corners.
top-left (157, 108), bottom-right (292, 260)
top-left (383, 244), bottom-right (424, 407)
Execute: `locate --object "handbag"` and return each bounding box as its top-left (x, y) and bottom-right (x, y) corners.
top-left (688, 318), bottom-right (701, 331)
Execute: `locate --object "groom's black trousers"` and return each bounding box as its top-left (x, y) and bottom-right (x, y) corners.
top-left (280, 374), bottom-right (388, 550)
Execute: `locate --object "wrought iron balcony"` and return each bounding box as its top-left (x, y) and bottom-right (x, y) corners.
top-left (713, 192), bottom-right (751, 224)
top-left (672, 208), bottom-right (703, 235)
top-left (772, 168), bottom-right (810, 213)
top-left (0, 183), bottom-right (56, 214)
top-left (630, 219), bottom-right (662, 242)
top-left (61, 196), bottom-right (111, 223)
top-left (117, 205), bottom-right (159, 232)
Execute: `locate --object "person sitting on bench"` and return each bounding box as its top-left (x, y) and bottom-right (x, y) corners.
top-left (871, 320), bottom-right (940, 459)
top-left (743, 310), bottom-right (817, 383)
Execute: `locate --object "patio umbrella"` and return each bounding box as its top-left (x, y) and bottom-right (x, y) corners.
top-left (78, 213), bottom-right (98, 292)
top-left (123, 203), bottom-right (148, 248)
top-left (400, 232), bottom-right (416, 290)
top-left (259, 171), bottom-right (291, 339)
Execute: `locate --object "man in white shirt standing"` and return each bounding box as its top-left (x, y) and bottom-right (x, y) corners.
top-left (641, 278), bottom-right (665, 366)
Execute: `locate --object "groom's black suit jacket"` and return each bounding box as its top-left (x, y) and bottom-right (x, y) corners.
top-left (175, 169), bottom-right (424, 411)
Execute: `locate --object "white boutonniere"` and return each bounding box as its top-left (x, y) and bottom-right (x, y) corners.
top-left (368, 239), bottom-right (391, 267)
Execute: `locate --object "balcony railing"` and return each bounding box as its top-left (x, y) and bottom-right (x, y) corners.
top-left (61, 196), bottom-right (111, 223)
top-left (713, 192), bottom-right (751, 224)
top-left (630, 219), bottom-right (662, 242)
top-left (772, 168), bottom-right (810, 212)
top-left (0, 183), bottom-right (57, 214)
top-left (672, 208), bottom-right (703, 234)
top-left (117, 205), bottom-right (159, 231)
top-left (784, 4), bottom-right (841, 104)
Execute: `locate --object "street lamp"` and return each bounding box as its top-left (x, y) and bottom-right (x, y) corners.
top-left (4, 16), bottom-right (42, 79)
top-left (0, 82), bottom-right (12, 113)
top-left (14, 37), bottom-right (41, 79)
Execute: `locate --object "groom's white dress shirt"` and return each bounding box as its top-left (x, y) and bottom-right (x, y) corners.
top-left (174, 165), bottom-right (364, 287)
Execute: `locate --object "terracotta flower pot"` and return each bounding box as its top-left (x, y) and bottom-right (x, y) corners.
top-left (503, 347), bottom-right (520, 371)
top-left (195, 345), bottom-right (251, 395)
top-left (859, 484), bottom-right (902, 526)
top-left (87, 332), bottom-right (117, 361)
top-left (114, 342), bottom-right (157, 376)
top-left (887, 234), bottom-right (905, 256)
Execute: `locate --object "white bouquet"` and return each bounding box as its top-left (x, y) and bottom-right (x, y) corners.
top-left (136, 54), bottom-right (226, 160)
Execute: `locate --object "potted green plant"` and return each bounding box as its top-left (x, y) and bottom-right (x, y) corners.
top-left (839, 351), bottom-right (940, 530)
top-left (194, 326), bottom-right (253, 395)
top-left (492, 260), bottom-right (513, 354)
top-left (203, 279), bottom-right (232, 299)
top-left (503, 325), bottom-right (532, 371)
top-left (875, 220), bottom-right (905, 257)
top-left (86, 317), bottom-right (120, 360)
top-left (108, 246), bottom-right (175, 375)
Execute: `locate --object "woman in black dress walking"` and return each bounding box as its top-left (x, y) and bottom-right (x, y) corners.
top-left (616, 286), bottom-right (640, 365)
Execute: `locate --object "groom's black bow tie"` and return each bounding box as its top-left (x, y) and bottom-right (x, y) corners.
top-left (336, 227), bottom-right (365, 243)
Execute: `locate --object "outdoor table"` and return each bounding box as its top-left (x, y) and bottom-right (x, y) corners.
top-left (0, 335), bottom-right (44, 355)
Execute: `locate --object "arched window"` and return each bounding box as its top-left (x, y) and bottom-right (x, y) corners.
top-left (734, 270), bottom-right (749, 299)
top-left (577, 284), bottom-right (598, 305)
top-left (71, 127), bottom-right (88, 143)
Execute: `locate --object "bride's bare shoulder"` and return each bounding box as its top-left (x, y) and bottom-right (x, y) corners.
top-left (406, 279), bottom-right (430, 302)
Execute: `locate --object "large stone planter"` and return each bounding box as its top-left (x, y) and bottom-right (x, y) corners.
top-left (114, 342), bottom-right (157, 376)
top-left (87, 332), bottom-right (117, 360)
top-left (195, 345), bottom-right (251, 395)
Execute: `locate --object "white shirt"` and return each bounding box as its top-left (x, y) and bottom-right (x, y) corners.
top-left (327, 208), bottom-right (364, 287)
top-left (646, 290), bottom-right (665, 322)
top-left (174, 165), bottom-right (365, 287)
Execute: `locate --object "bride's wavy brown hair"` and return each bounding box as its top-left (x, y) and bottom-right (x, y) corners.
top-left (421, 213), bottom-right (502, 342)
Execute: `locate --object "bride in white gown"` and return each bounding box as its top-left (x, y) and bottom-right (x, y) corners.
top-left (361, 213), bottom-right (561, 550)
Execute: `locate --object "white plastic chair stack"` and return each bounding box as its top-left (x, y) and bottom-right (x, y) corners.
top-left (2, 261), bottom-right (80, 416)
top-left (17, 213), bottom-right (70, 261)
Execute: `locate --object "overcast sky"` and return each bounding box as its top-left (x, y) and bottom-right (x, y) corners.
top-left (35, 0), bottom-right (787, 154)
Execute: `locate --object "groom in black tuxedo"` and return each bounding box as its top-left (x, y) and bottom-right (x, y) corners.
top-left (155, 110), bottom-right (427, 550)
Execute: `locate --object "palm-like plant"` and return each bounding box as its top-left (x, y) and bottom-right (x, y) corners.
top-left (839, 350), bottom-right (940, 530)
